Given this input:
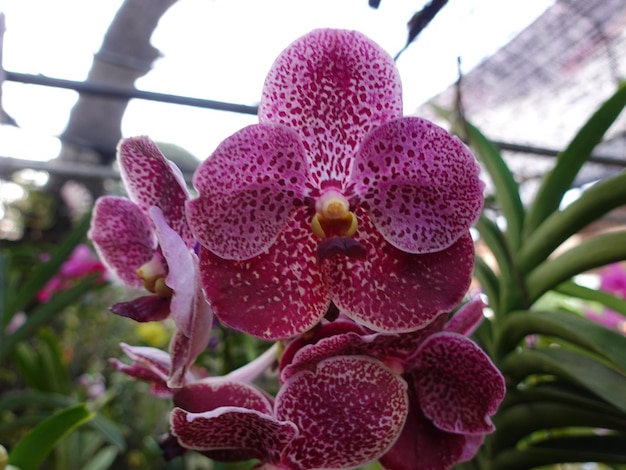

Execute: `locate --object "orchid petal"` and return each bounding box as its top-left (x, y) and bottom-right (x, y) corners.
top-left (412, 332), bottom-right (505, 434)
top-left (117, 136), bottom-right (193, 246)
top-left (110, 294), bottom-right (170, 322)
top-left (187, 123), bottom-right (310, 260)
top-left (379, 378), bottom-right (469, 470)
top-left (352, 117), bottom-right (484, 253)
top-left (326, 209), bottom-right (475, 333)
top-left (171, 382), bottom-right (296, 464)
top-left (259, 28), bottom-right (402, 185)
top-left (198, 210), bottom-right (330, 340)
top-left (444, 297), bottom-right (486, 336)
top-left (89, 196), bottom-right (155, 288)
top-left (276, 355), bottom-right (408, 469)
top-left (111, 343), bottom-right (173, 397)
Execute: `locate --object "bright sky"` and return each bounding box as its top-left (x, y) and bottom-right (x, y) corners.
top-left (0, 0), bottom-right (555, 162)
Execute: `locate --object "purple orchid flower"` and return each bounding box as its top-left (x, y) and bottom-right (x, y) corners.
top-left (113, 342), bottom-right (408, 469)
top-left (279, 298), bottom-right (505, 470)
top-left (89, 136), bottom-right (212, 387)
top-left (187, 29), bottom-right (484, 340)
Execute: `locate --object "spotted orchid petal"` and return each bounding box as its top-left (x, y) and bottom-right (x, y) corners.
top-left (325, 209), bottom-right (475, 333)
top-left (444, 297), bottom-right (486, 336)
top-left (171, 381), bottom-right (297, 464)
top-left (379, 379), bottom-right (472, 470)
top-left (259, 29), bottom-right (402, 185)
top-left (187, 124), bottom-right (310, 260)
top-left (118, 136), bottom-right (193, 247)
top-left (111, 344), bottom-right (174, 397)
top-left (110, 295), bottom-right (170, 322)
top-left (412, 332), bottom-right (505, 435)
top-left (198, 210), bottom-right (330, 340)
top-left (89, 196), bottom-right (155, 288)
top-left (351, 117), bottom-right (484, 254)
top-left (276, 355), bottom-right (408, 469)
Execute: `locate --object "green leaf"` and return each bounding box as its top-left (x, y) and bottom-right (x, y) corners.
top-left (525, 231), bottom-right (626, 304)
top-left (36, 328), bottom-right (71, 394)
top-left (0, 389), bottom-right (72, 413)
top-left (8, 403), bottom-right (95, 470)
top-left (466, 122), bottom-right (525, 251)
top-left (496, 309), bottom-right (626, 368)
top-left (518, 172), bottom-right (626, 274)
top-left (492, 400), bottom-right (626, 455)
top-left (2, 211), bottom-right (92, 321)
top-left (90, 413), bottom-right (127, 451)
top-left (81, 445), bottom-right (119, 470)
top-left (473, 257), bottom-right (500, 310)
top-left (557, 281), bottom-right (626, 316)
top-left (523, 81), bottom-right (626, 239)
top-left (0, 274), bottom-right (102, 361)
top-left (492, 435), bottom-right (626, 470)
top-left (500, 347), bottom-right (626, 414)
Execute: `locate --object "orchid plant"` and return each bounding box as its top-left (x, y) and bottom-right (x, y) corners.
top-left (78, 26), bottom-right (626, 470)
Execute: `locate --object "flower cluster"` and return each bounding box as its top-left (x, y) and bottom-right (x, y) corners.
top-left (90, 28), bottom-right (504, 469)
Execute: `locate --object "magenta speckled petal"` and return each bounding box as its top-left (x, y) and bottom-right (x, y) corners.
top-left (412, 332), bottom-right (505, 434)
top-left (110, 295), bottom-right (170, 322)
top-left (117, 136), bottom-right (193, 246)
top-left (89, 196), bottom-right (155, 288)
top-left (325, 209), bottom-right (475, 333)
top-left (171, 381), bottom-right (296, 463)
top-left (198, 210), bottom-right (330, 340)
top-left (112, 343), bottom-right (174, 397)
top-left (379, 379), bottom-right (469, 470)
top-left (276, 355), bottom-right (408, 469)
top-left (444, 297), bottom-right (486, 336)
top-left (352, 117), bottom-right (484, 253)
top-left (259, 29), bottom-right (402, 185)
top-left (187, 123), bottom-right (310, 260)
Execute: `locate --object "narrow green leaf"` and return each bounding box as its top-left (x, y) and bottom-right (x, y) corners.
top-left (0, 274), bottom-right (102, 361)
top-left (524, 81), bottom-right (626, 238)
top-left (37, 327), bottom-right (71, 394)
top-left (500, 347), bottom-right (626, 414)
top-left (466, 122), bottom-right (525, 251)
top-left (81, 445), bottom-right (119, 470)
top-left (557, 281), bottom-right (626, 316)
top-left (473, 257), bottom-right (500, 310)
top-left (493, 435), bottom-right (626, 470)
top-left (90, 413), bottom-right (127, 451)
top-left (9, 403), bottom-right (95, 470)
top-left (0, 389), bottom-right (72, 413)
top-left (496, 309), bottom-right (626, 368)
top-left (519, 172), bottom-right (626, 274)
top-left (492, 401), bottom-right (626, 454)
top-left (525, 231), bottom-right (626, 304)
top-left (3, 211), bottom-right (92, 320)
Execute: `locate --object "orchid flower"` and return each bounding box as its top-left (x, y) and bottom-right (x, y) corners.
top-left (187, 29), bottom-right (484, 340)
top-left (37, 244), bottom-right (107, 302)
top-left (279, 298), bottom-right (505, 470)
top-left (89, 136), bottom-right (212, 387)
top-left (113, 342), bottom-right (408, 469)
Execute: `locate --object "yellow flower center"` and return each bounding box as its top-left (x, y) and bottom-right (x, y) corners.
top-left (311, 189), bottom-right (358, 239)
top-left (137, 255), bottom-right (172, 298)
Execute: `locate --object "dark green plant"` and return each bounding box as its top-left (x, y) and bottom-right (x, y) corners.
top-left (455, 81), bottom-right (626, 469)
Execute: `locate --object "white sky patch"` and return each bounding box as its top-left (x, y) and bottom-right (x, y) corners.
top-left (0, 0), bottom-right (555, 161)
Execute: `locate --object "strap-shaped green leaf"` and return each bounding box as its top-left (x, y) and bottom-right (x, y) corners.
top-left (497, 309), bottom-right (626, 369)
top-left (500, 347), bottom-right (626, 414)
top-left (466, 122), bottom-right (525, 251)
top-left (9, 403), bottom-right (95, 470)
top-left (473, 257), bottom-right (500, 309)
top-left (518, 171), bottom-right (626, 274)
top-left (2, 211), bottom-right (92, 323)
top-left (0, 274), bottom-right (102, 361)
top-left (492, 435), bottom-right (626, 470)
top-left (557, 281), bottom-right (626, 316)
top-left (526, 231), bottom-right (626, 304)
top-left (492, 401), bottom-right (626, 454)
top-left (523, 81), bottom-right (626, 239)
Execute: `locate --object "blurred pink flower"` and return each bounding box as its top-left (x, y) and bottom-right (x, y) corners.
top-left (37, 244), bottom-right (107, 302)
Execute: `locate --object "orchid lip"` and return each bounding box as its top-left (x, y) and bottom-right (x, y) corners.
top-left (311, 189), bottom-right (358, 238)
